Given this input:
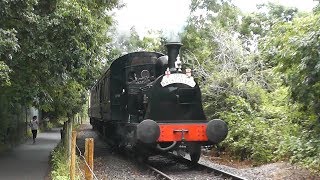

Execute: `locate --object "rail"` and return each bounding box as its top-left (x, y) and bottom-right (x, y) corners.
top-left (168, 153), bottom-right (247, 180)
top-left (145, 164), bottom-right (174, 180)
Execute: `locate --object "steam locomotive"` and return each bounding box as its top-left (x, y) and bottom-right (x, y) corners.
top-left (89, 42), bottom-right (228, 163)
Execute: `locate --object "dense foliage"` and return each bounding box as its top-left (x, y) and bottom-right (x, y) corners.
top-left (181, 0), bottom-right (320, 171)
top-left (0, 0), bottom-right (118, 120)
top-left (50, 143), bottom-right (69, 180)
top-left (263, 13), bottom-right (320, 118)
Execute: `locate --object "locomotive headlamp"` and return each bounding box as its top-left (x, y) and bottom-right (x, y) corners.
top-left (206, 119), bottom-right (228, 144)
top-left (165, 68), bottom-right (170, 76)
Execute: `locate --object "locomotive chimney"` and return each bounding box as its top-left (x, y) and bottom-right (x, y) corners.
top-left (165, 42), bottom-right (182, 72)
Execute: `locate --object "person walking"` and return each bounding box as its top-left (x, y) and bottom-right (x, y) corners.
top-left (30, 116), bottom-right (39, 144)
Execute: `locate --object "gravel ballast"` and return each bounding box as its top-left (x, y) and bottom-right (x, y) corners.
top-left (76, 124), bottom-right (155, 180)
top-left (76, 124), bottom-right (319, 180)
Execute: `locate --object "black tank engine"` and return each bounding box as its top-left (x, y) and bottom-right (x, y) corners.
top-left (89, 42), bottom-right (228, 162)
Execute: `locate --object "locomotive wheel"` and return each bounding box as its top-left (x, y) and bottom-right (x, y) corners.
top-left (190, 151), bottom-right (201, 164)
top-left (188, 143), bottom-right (201, 163)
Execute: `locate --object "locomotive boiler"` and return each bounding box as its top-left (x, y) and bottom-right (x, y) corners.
top-left (89, 42), bottom-right (228, 163)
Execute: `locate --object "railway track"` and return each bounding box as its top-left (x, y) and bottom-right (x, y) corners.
top-left (143, 153), bottom-right (247, 180)
top-left (145, 164), bottom-right (174, 180)
top-left (77, 125), bottom-right (246, 180)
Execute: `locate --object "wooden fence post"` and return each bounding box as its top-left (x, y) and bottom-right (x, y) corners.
top-left (63, 122), bottom-right (67, 146)
top-left (67, 119), bottom-right (72, 158)
top-left (65, 122), bottom-right (69, 153)
top-left (70, 131), bottom-right (77, 180)
top-left (85, 138), bottom-right (94, 180)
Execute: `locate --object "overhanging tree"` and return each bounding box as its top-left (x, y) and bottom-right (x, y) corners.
top-left (263, 13), bottom-right (320, 122)
top-left (0, 0), bottom-right (119, 120)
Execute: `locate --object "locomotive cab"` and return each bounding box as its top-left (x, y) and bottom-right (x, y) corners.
top-left (126, 63), bottom-right (156, 122)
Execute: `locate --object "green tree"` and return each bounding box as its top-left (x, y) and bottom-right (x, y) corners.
top-left (263, 13), bottom-right (320, 121)
top-left (181, 0), bottom-right (320, 170)
top-left (189, 0), bottom-right (241, 31)
top-left (0, 0), bottom-right (119, 120)
top-left (182, 0), bottom-right (242, 65)
top-left (110, 27), bottom-right (166, 56)
top-left (239, 3), bottom-right (298, 39)
top-left (0, 29), bottom-right (19, 87)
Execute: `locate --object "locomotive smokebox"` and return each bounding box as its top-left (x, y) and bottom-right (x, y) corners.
top-left (165, 42), bottom-right (182, 72)
top-left (137, 119), bottom-right (160, 144)
top-left (206, 119), bottom-right (228, 144)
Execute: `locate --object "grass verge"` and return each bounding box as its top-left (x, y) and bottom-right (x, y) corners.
top-left (50, 142), bottom-right (69, 180)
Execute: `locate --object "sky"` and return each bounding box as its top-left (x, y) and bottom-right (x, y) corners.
top-left (114, 0), bottom-right (191, 36)
top-left (114, 0), bottom-right (318, 36)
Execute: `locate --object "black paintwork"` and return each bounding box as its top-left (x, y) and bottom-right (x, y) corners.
top-left (89, 51), bottom-right (206, 124)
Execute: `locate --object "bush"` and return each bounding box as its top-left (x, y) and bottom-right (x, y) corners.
top-left (218, 95), bottom-right (281, 164)
top-left (204, 80), bottom-right (320, 171)
top-left (50, 143), bottom-right (69, 180)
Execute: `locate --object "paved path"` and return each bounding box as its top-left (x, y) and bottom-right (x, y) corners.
top-left (0, 129), bottom-right (61, 180)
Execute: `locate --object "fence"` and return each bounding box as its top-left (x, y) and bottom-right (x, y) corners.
top-left (60, 119), bottom-right (97, 180)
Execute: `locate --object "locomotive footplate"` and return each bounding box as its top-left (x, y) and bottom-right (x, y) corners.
top-left (157, 123), bottom-right (208, 142)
